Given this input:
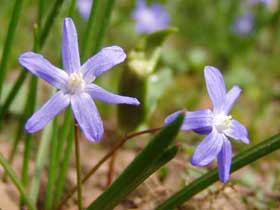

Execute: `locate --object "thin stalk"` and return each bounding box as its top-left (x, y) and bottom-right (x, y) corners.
top-left (107, 151), bottom-right (116, 186)
top-left (40, 0), bottom-right (65, 47)
top-left (44, 118), bottom-right (59, 210)
top-left (20, 74), bottom-right (38, 207)
top-left (92, 0), bottom-right (116, 54)
top-left (81, 0), bottom-right (101, 60)
top-left (74, 122), bottom-right (83, 210)
top-left (68, 0), bottom-right (76, 17)
top-left (54, 125), bottom-right (74, 208)
top-left (38, 0), bottom-right (45, 35)
top-left (0, 0), bottom-right (24, 99)
top-left (20, 134), bottom-right (32, 208)
top-left (0, 153), bottom-right (37, 210)
top-left (30, 121), bottom-right (54, 202)
top-left (155, 133), bottom-right (280, 210)
top-left (57, 127), bottom-right (161, 209)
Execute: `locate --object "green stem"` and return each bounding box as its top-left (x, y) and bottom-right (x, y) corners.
top-left (74, 122), bottom-right (83, 210)
top-left (40, 0), bottom-right (65, 47)
top-left (0, 153), bottom-right (37, 210)
top-left (44, 118), bottom-right (59, 210)
top-left (92, 0), bottom-right (116, 54)
top-left (30, 121), bottom-right (53, 202)
top-left (0, 0), bottom-right (24, 99)
top-left (155, 133), bottom-right (280, 210)
top-left (68, 0), bottom-right (76, 17)
top-left (81, 0), bottom-right (101, 60)
top-left (54, 126), bottom-right (74, 208)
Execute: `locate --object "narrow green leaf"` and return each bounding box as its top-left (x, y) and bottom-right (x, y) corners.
top-left (86, 114), bottom-right (184, 210)
top-left (44, 118), bottom-right (59, 209)
top-left (155, 133), bottom-right (280, 210)
top-left (54, 126), bottom-right (74, 207)
top-left (92, 0), bottom-right (116, 54)
top-left (0, 153), bottom-right (37, 210)
top-left (30, 120), bottom-right (54, 202)
top-left (0, 0), bottom-right (24, 99)
top-left (81, 0), bottom-right (101, 60)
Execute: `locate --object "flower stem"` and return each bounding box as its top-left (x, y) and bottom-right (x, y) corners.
top-left (57, 127), bottom-right (161, 209)
top-left (74, 121), bottom-right (83, 210)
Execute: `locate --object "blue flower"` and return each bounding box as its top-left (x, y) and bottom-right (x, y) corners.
top-left (18, 17), bottom-right (140, 142)
top-left (232, 12), bottom-right (254, 36)
top-left (165, 66), bottom-right (250, 183)
top-left (77, 0), bottom-right (93, 20)
top-left (132, 0), bottom-right (170, 33)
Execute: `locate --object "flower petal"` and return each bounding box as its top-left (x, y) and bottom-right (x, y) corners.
top-left (71, 93), bottom-right (103, 142)
top-left (224, 119), bottom-right (250, 144)
top-left (165, 109), bottom-right (213, 134)
top-left (81, 46), bottom-right (126, 82)
top-left (204, 66), bottom-right (226, 113)
top-left (18, 52), bottom-right (68, 89)
top-left (223, 85), bottom-right (242, 114)
top-left (85, 84), bottom-right (140, 105)
top-left (25, 91), bottom-right (70, 133)
top-left (217, 138), bottom-right (232, 183)
top-left (191, 130), bottom-right (224, 166)
top-left (183, 109), bottom-right (213, 133)
top-left (62, 17), bottom-right (81, 73)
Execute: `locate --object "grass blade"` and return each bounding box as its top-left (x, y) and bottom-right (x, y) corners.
top-left (0, 153), bottom-right (37, 210)
top-left (0, 0), bottom-right (24, 99)
top-left (92, 0), bottom-right (116, 54)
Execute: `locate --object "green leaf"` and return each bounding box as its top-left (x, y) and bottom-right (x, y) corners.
top-left (86, 114), bottom-right (184, 210)
top-left (155, 133), bottom-right (280, 210)
top-left (0, 153), bottom-right (37, 210)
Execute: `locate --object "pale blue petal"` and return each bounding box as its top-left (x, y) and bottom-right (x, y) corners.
top-left (18, 52), bottom-right (68, 89)
top-left (223, 86), bottom-right (242, 114)
top-left (191, 130), bottom-right (224, 166)
top-left (71, 93), bottom-right (103, 142)
top-left (224, 119), bottom-right (250, 144)
top-left (165, 109), bottom-right (213, 134)
top-left (25, 91), bottom-right (70, 133)
top-left (62, 17), bottom-right (81, 73)
top-left (204, 66), bottom-right (226, 113)
top-left (183, 109), bottom-right (213, 133)
top-left (218, 138), bottom-right (232, 183)
top-left (85, 84), bottom-right (140, 105)
top-left (81, 46), bottom-right (126, 82)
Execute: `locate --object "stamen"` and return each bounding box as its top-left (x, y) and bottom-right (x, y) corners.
top-left (67, 72), bottom-right (85, 94)
top-left (213, 114), bottom-right (232, 133)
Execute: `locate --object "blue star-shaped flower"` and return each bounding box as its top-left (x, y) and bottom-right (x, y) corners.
top-left (165, 66), bottom-right (250, 183)
top-left (19, 17), bottom-right (140, 142)
top-left (132, 0), bottom-right (170, 34)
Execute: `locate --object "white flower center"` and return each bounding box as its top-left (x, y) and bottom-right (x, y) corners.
top-left (213, 114), bottom-right (232, 133)
top-left (67, 72), bottom-right (85, 94)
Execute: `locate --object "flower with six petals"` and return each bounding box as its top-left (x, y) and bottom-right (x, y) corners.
top-left (19, 17), bottom-right (140, 142)
top-left (165, 66), bottom-right (250, 183)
